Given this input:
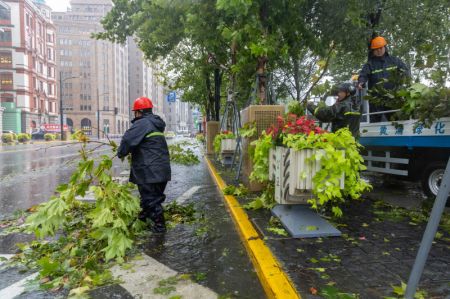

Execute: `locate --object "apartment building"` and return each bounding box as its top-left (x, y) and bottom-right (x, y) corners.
top-left (52, 0), bottom-right (129, 136)
top-left (0, 0), bottom-right (57, 133)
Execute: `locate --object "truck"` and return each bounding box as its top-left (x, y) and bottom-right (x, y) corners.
top-left (358, 101), bottom-right (450, 198)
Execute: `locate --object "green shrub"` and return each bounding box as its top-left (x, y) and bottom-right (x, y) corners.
top-left (195, 133), bottom-right (205, 143)
top-left (11, 133), bottom-right (17, 140)
top-left (17, 133), bottom-right (30, 143)
top-left (44, 133), bottom-right (56, 141)
top-left (1, 133), bottom-right (14, 143)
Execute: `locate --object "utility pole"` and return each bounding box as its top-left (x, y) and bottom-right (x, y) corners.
top-left (59, 72), bottom-right (80, 140)
top-left (97, 87), bottom-right (100, 139)
top-left (59, 71), bottom-right (63, 140)
top-left (96, 90), bottom-right (109, 140)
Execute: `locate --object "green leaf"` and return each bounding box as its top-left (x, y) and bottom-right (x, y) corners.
top-left (37, 257), bottom-right (60, 277)
top-left (319, 285), bottom-right (358, 299)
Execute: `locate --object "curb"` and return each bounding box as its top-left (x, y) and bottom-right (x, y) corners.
top-left (205, 157), bottom-right (300, 299)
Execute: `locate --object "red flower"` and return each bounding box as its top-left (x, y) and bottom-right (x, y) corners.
top-left (264, 114), bottom-right (325, 142)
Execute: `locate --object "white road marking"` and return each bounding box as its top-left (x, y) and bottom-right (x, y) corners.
top-left (0, 272), bottom-right (38, 299)
top-left (120, 170), bottom-right (130, 176)
top-left (111, 254), bottom-right (216, 299)
top-left (0, 254), bottom-right (14, 266)
top-left (174, 186), bottom-right (204, 204)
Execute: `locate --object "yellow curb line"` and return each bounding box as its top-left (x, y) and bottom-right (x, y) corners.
top-left (205, 157), bottom-right (301, 299)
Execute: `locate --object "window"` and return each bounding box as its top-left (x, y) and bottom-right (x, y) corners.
top-left (0, 52), bottom-right (12, 64)
top-left (0, 73), bottom-right (13, 89)
top-left (0, 30), bottom-right (12, 42)
top-left (48, 83), bottom-right (53, 95)
top-left (0, 93), bottom-right (13, 102)
top-left (0, 3), bottom-right (10, 21)
top-left (47, 66), bottom-right (53, 77)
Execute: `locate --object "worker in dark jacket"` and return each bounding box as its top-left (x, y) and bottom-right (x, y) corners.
top-left (358, 36), bottom-right (410, 122)
top-left (307, 83), bottom-right (360, 138)
top-left (118, 97), bottom-right (171, 233)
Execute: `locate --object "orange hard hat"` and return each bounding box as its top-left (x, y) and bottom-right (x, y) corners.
top-left (132, 97), bottom-right (153, 111)
top-left (370, 36), bottom-right (387, 49)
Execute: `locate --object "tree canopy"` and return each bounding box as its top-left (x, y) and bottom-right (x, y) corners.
top-left (95, 0), bottom-right (450, 119)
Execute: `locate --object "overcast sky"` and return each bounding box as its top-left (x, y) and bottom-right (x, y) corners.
top-left (46, 0), bottom-right (71, 12)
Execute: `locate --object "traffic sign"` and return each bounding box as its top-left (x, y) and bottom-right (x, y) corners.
top-left (167, 92), bottom-right (176, 102)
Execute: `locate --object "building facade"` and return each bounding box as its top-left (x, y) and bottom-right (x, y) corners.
top-left (128, 37), bottom-right (166, 121)
top-left (52, 0), bottom-right (129, 137)
top-left (0, 0), bottom-right (58, 133)
top-left (162, 93), bottom-right (194, 134)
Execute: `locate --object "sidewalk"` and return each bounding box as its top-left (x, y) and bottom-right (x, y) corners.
top-left (207, 156), bottom-right (450, 299)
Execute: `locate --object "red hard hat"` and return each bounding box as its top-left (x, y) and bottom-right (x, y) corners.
top-left (132, 97), bottom-right (153, 111)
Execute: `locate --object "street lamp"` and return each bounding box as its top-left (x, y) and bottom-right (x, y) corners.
top-left (59, 71), bottom-right (80, 140)
top-left (96, 88), bottom-right (109, 139)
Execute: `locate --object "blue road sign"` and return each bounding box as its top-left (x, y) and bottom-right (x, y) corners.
top-left (167, 92), bottom-right (176, 102)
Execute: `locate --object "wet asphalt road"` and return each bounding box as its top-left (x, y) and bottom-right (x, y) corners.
top-left (0, 141), bottom-right (117, 220)
top-left (0, 139), bottom-right (265, 298)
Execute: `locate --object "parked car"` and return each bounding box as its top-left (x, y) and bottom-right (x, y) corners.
top-left (165, 131), bottom-right (176, 139)
top-left (31, 129), bottom-right (45, 140)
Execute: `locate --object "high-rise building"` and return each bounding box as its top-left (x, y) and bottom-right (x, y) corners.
top-left (163, 93), bottom-right (193, 134)
top-left (0, 0), bottom-right (58, 133)
top-left (52, 0), bottom-right (129, 137)
top-left (128, 37), bottom-right (166, 121)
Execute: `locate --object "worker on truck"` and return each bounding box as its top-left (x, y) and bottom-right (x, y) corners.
top-left (118, 97), bottom-right (171, 234)
top-left (357, 36), bottom-right (410, 122)
top-left (307, 83), bottom-right (360, 139)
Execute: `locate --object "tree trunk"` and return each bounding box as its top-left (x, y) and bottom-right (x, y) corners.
top-left (214, 68), bottom-right (221, 121)
top-left (205, 73), bottom-right (215, 121)
top-left (257, 56), bottom-right (268, 104)
top-left (293, 58), bottom-right (301, 102)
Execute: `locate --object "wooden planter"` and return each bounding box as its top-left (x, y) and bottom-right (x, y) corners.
top-left (240, 105), bottom-right (285, 191)
top-left (206, 121), bottom-right (220, 155)
top-left (269, 147), bottom-right (344, 204)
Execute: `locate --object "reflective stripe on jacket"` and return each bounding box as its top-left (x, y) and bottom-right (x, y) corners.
top-left (358, 52), bottom-right (410, 91)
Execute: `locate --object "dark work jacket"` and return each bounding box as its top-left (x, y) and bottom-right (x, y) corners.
top-left (118, 113), bottom-right (171, 184)
top-left (309, 96), bottom-right (361, 138)
top-left (358, 51), bottom-right (410, 91)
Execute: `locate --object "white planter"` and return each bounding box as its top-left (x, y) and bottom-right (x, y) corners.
top-left (269, 146), bottom-right (344, 205)
top-left (220, 139), bottom-right (237, 153)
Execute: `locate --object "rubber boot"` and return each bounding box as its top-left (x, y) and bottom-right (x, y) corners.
top-left (151, 214), bottom-right (166, 234)
top-left (138, 210), bottom-right (150, 223)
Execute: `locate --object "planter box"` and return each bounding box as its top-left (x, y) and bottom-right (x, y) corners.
top-left (240, 105), bottom-right (285, 135)
top-left (240, 105), bottom-right (284, 192)
top-left (220, 138), bottom-right (237, 166)
top-left (220, 138), bottom-right (237, 153)
top-left (206, 121), bottom-right (220, 154)
top-left (269, 147), bottom-right (344, 205)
